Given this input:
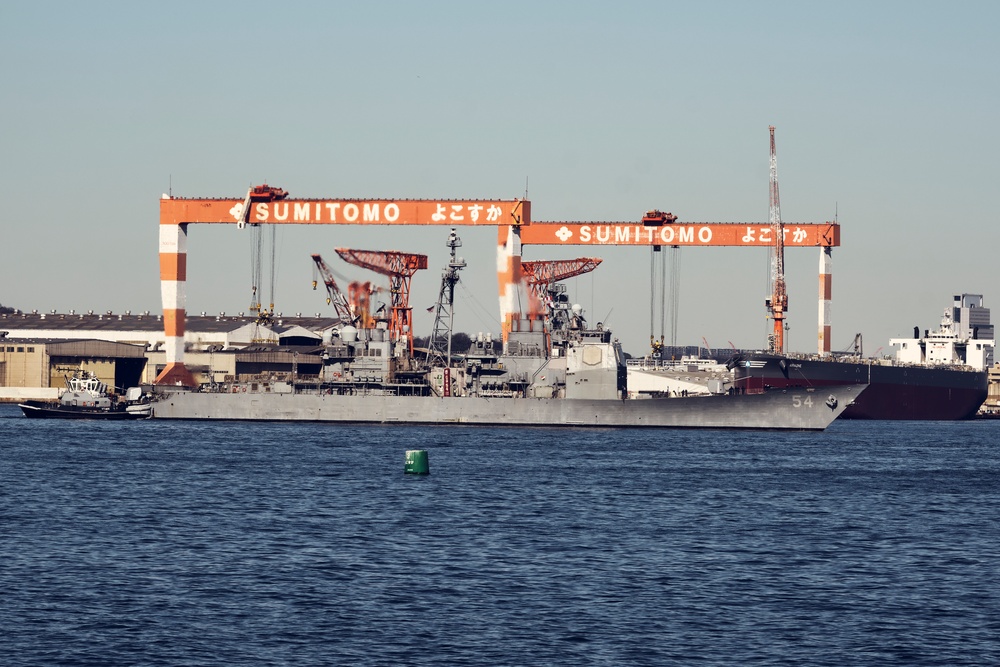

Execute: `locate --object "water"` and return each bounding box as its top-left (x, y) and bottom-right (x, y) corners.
top-left (2, 403), bottom-right (998, 666)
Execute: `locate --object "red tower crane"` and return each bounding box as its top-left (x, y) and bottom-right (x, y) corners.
top-left (766, 125), bottom-right (788, 354)
top-left (520, 258), bottom-right (604, 299)
top-left (334, 248), bottom-right (428, 353)
top-left (310, 253), bottom-right (355, 324)
top-left (521, 257), bottom-right (603, 321)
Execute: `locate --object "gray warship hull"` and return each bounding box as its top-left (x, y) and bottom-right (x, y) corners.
top-left (150, 384), bottom-right (866, 430)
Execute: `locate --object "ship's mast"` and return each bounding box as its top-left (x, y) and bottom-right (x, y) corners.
top-left (428, 229), bottom-right (465, 367)
top-left (767, 125), bottom-right (788, 354)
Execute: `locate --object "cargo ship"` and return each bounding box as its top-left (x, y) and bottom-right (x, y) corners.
top-left (730, 294), bottom-right (994, 420)
top-left (150, 268), bottom-right (864, 430)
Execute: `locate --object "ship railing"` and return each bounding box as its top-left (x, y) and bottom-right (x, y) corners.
top-left (479, 389), bottom-right (518, 398)
top-left (626, 358), bottom-right (722, 371)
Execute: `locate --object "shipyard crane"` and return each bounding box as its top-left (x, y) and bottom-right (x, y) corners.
top-left (335, 248), bottom-right (428, 354)
top-left (245, 185), bottom-right (289, 329)
top-left (639, 211), bottom-right (681, 358)
top-left (521, 257), bottom-right (604, 344)
top-left (310, 254), bottom-right (355, 324)
top-left (520, 257), bottom-right (603, 300)
top-left (766, 125), bottom-right (788, 354)
top-left (428, 230), bottom-right (466, 368)
top-left (155, 181), bottom-right (839, 387)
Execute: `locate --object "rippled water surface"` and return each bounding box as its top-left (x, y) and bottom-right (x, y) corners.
top-left (2, 404), bottom-right (998, 666)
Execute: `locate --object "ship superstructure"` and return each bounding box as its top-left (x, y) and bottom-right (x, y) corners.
top-left (890, 294), bottom-right (994, 370)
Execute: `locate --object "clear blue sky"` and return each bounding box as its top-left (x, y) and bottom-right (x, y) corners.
top-left (2, 1), bottom-right (997, 356)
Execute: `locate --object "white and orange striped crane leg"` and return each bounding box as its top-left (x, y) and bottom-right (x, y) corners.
top-left (155, 223), bottom-right (197, 386)
top-left (497, 225), bottom-right (523, 345)
top-left (818, 246), bottom-right (832, 356)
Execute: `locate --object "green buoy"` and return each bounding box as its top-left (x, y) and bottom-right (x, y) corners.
top-left (404, 449), bottom-right (430, 475)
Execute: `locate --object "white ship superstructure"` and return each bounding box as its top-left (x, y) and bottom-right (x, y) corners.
top-left (890, 294), bottom-right (995, 370)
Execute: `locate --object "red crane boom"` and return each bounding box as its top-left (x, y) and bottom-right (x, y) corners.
top-left (520, 258), bottom-right (603, 297)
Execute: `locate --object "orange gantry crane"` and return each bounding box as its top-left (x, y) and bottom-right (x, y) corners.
top-left (334, 248), bottom-right (429, 354)
top-left (156, 174), bottom-right (840, 386)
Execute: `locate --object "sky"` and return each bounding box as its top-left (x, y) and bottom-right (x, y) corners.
top-left (1, 0), bottom-right (998, 357)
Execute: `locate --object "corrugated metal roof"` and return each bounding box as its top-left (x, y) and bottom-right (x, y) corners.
top-left (0, 313), bottom-right (340, 334)
top-left (0, 338), bottom-right (148, 357)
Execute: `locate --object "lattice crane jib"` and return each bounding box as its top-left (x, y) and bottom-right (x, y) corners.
top-left (334, 248), bottom-right (429, 354)
top-left (310, 253), bottom-right (354, 324)
top-left (767, 125), bottom-right (788, 354)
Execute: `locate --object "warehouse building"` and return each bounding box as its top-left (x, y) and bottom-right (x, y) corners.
top-left (0, 336), bottom-right (148, 401)
top-left (0, 311), bottom-right (338, 400)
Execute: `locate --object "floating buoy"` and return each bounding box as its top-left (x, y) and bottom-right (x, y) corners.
top-left (404, 449), bottom-right (430, 475)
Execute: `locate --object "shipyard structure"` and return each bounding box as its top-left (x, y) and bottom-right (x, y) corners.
top-left (0, 311), bottom-right (338, 402)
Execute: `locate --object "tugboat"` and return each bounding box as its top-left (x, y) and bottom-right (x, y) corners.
top-left (19, 370), bottom-right (151, 420)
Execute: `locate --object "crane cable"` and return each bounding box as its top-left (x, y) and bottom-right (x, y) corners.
top-left (669, 246), bottom-right (681, 348)
top-left (268, 224), bottom-right (278, 315)
top-left (660, 247), bottom-right (667, 346)
top-left (249, 223), bottom-right (281, 320)
top-left (250, 224), bottom-right (263, 313)
top-left (457, 281), bottom-right (501, 330)
top-left (649, 247), bottom-right (669, 354)
top-left (649, 247), bottom-right (655, 346)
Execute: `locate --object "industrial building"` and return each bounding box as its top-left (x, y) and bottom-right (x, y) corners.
top-left (0, 311), bottom-right (337, 400)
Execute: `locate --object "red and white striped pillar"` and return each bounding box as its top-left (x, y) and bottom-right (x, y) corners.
top-left (818, 246), bottom-right (832, 356)
top-left (155, 222), bottom-right (197, 386)
top-left (497, 225), bottom-right (523, 344)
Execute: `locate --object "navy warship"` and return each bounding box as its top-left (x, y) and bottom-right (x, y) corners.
top-left (150, 237), bottom-right (863, 430)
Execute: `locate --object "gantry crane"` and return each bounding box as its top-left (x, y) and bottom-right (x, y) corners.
top-left (156, 181), bottom-right (839, 386)
top-left (310, 253), bottom-right (355, 324)
top-left (766, 125), bottom-right (788, 354)
top-left (334, 248), bottom-right (428, 354)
